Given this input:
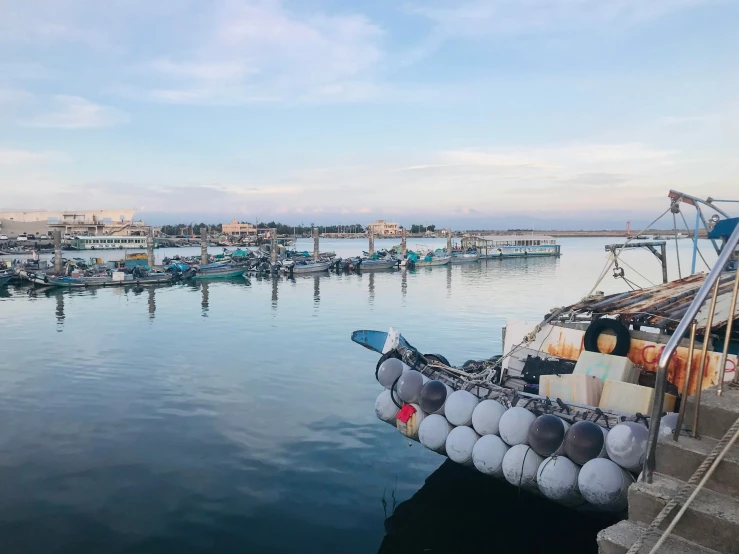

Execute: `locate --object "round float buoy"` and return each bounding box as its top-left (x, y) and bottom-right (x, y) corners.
top-left (658, 413), bottom-right (680, 439)
top-left (419, 414), bottom-right (453, 454)
top-left (472, 399), bottom-right (507, 436)
top-left (377, 358), bottom-right (408, 389)
top-left (396, 370), bottom-right (427, 404)
top-left (528, 414), bottom-right (570, 457)
top-left (396, 403), bottom-right (426, 441)
top-left (502, 444), bottom-right (543, 490)
top-left (445, 426), bottom-right (480, 466)
top-left (419, 380), bottom-right (453, 415)
top-left (499, 407), bottom-right (536, 446)
top-left (375, 390), bottom-right (399, 424)
top-left (563, 421), bottom-right (608, 465)
top-left (536, 456), bottom-right (584, 507)
top-left (578, 458), bottom-right (633, 512)
top-left (605, 421), bottom-right (649, 472)
top-left (445, 390), bottom-right (479, 427)
top-left (472, 434), bottom-right (509, 477)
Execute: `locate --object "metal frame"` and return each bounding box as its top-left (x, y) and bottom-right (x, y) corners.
top-left (642, 221), bottom-right (739, 483)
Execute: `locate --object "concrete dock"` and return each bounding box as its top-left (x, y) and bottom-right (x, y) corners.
top-left (598, 385), bottom-right (739, 553)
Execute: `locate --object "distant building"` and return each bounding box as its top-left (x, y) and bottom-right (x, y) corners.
top-left (0, 209), bottom-right (141, 236)
top-left (222, 220), bottom-right (257, 236)
top-left (367, 220), bottom-right (402, 236)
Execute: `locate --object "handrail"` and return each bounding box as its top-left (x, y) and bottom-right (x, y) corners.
top-left (641, 221), bottom-right (739, 483)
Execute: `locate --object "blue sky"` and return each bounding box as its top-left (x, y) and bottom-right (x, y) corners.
top-left (1, 0), bottom-right (738, 228)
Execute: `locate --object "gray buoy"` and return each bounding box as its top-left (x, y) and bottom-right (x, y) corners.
top-left (471, 399), bottom-right (507, 436)
top-left (502, 444), bottom-right (543, 490)
top-left (536, 456), bottom-right (583, 507)
top-left (658, 413), bottom-right (680, 439)
top-left (578, 458), bottom-right (633, 512)
top-left (375, 389), bottom-right (399, 424)
top-left (499, 407), bottom-right (536, 446)
top-left (472, 434), bottom-right (509, 477)
top-left (419, 380), bottom-right (453, 415)
top-left (445, 425), bottom-right (480, 466)
top-left (605, 422), bottom-right (649, 472)
top-left (528, 414), bottom-right (569, 457)
top-left (396, 370), bottom-right (427, 404)
top-left (445, 390), bottom-right (479, 427)
top-left (563, 421), bottom-right (608, 465)
top-left (419, 414), bottom-right (453, 454)
top-left (377, 358), bottom-right (409, 389)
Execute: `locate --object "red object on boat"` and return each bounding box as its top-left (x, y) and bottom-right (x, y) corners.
top-left (397, 404), bottom-right (417, 423)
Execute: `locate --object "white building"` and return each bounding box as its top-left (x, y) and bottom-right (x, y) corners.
top-left (0, 209), bottom-right (139, 237)
top-left (367, 220), bottom-right (402, 236)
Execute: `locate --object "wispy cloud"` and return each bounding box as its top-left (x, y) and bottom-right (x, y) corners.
top-left (409, 0), bottom-right (722, 36)
top-left (25, 96), bottom-right (128, 128)
top-left (0, 147), bottom-right (66, 165)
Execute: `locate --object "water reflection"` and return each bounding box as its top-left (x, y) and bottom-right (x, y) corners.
top-left (313, 275), bottom-right (320, 308)
top-left (445, 264), bottom-right (452, 297)
top-left (201, 282), bottom-right (209, 317)
top-left (401, 268), bottom-right (407, 300)
top-left (55, 291), bottom-right (65, 331)
top-left (272, 275), bottom-right (279, 310)
top-left (368, 272), bottom-right (375, 305)
top-left (379, 460), bottom-right (617, 554)
top-left (148, 288), bottom-right (156, 320)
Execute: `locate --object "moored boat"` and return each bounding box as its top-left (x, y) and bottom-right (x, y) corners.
top-left (281, 260), bottom-right (332, 274)
top-left (0, 271), bottom-right (14, 287)
top-left (352, 189), bottom-right (739, 537)
top-left (190, 263), bottom-right (248, 280)
top-left (451, 249), bottom-right (480, 263)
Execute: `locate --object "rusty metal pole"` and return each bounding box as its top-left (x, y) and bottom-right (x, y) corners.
top-left (201, 228), bottom-right (208, 265)
top-left (313, 227), bottom-right (319, 261)
top-left (718, 267), bottom-right (739, 393)
top-left (692, 279), bottom-right (721, 437)
top-left (147, 229), bottom-right (155, 268)
top-left (53, 229), bottom-right (63, 274)
top-left (674, 320), bottom-right (698, 440)
top-left (660, 242), bottom-right (668, 284)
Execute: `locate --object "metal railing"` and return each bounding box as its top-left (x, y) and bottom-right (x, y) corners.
top-left (641, 222), bottom-right (739, 483)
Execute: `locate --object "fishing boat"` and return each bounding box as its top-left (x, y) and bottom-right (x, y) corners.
top-left (352, 190), bottom-right (739, 551)
top-left (405, 249), bottom-right (452, 267)
top-left (0, 270), bottom-right (14, 287)
top-left (281, 259), bottom-right (332, 274)
top-left (451, 249), bottom-right (480, 263)
top-left (351, 254), bottom-right (399, 271)
top-left (190, 263), bottom-right (248, 280)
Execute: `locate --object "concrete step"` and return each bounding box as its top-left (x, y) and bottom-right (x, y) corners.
top-left (598, 520), bottom-right (721, 554)
top-left (656, 435), bottom-right (739, 497)
top-left (683, 385), bottom-right (739, 440)
top-left (629, 473), bottom-right (739, 553)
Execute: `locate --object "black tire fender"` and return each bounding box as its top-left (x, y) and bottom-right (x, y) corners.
top-left (583, 318), bottom-right (631, 357)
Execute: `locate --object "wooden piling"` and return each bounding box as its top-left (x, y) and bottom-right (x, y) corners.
top-left (53, 230), bottom-right (63, 274)
top-left (201, 229), bottom-right (208, 265)
top-left (147, 229), bottom-right (155, 268)
top-left (313, 227), bottom-right (319, 261)
top-left (369, 228), bottom-right (375, 256)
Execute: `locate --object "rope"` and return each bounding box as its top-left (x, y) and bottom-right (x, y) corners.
top-left (617, 258), bottom-right (656, 287)
top-left (627, 414), bottom-right (739, 553)
top-left (585, 206), bottom-right (672, 297)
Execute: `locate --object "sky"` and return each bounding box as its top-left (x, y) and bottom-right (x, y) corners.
top-left (1, 0), bottom-right (738, 229)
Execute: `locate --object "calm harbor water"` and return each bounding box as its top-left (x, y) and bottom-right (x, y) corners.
top-left (0, 237), bottom-right (716, 553)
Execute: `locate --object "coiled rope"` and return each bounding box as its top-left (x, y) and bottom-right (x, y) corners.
top-left (626, 414), bottom-right (739, 553)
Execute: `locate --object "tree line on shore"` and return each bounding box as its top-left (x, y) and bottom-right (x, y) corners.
top-left (159, 222), bottom-right (438, 236)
